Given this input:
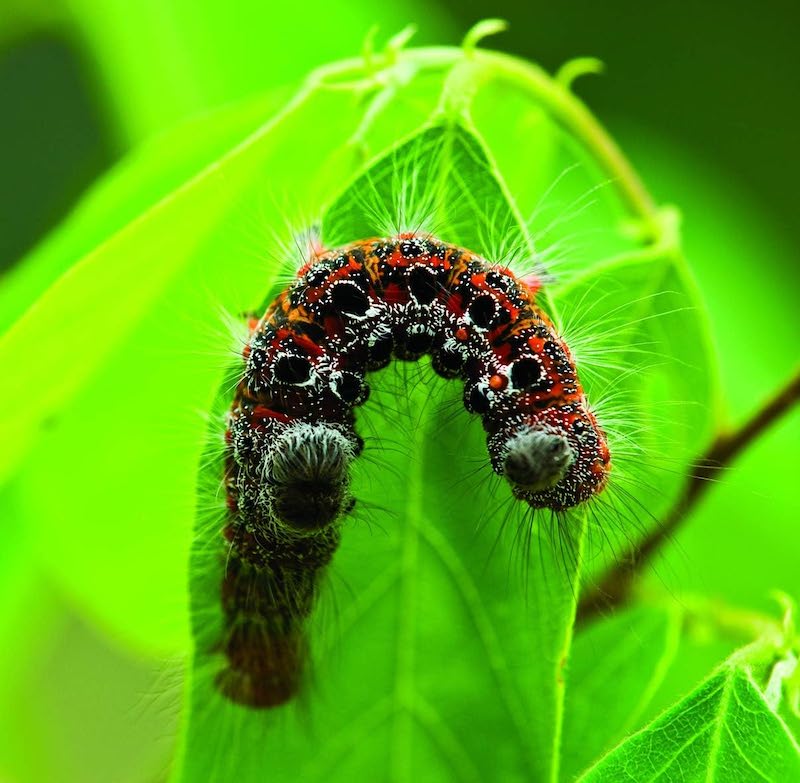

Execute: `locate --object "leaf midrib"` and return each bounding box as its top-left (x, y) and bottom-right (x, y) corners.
top-left (390, 409), bottom-right (423, 783)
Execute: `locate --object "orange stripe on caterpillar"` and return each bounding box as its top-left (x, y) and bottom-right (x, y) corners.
top-left (219, 233), bottom-right (610, 708)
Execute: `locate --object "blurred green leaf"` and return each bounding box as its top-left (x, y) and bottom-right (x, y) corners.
top-left (561, 605), bottom-right (682, 781)
top-left (0, 89), bottom-right (291, 333)
top-left (1, 63), bottom-right (435, 652)
top-left (621, 130), bottom-right (800, 616)
top-left (0, 4), bottom-right (449, 140)
top-left (572, 124), bottom-right (800, 739)
top-left (549, 227), bottom-right (716, 587)
top-left (0, 45), bottom-right (481, 654)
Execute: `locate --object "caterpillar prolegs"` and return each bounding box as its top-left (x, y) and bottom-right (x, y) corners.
top-left (219, 233), bottom-right (610, 708)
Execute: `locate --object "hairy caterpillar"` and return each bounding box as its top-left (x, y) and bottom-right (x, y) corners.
top-left (218, 232), bottom-right (610, 708)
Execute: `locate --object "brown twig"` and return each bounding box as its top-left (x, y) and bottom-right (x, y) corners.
top-left (577, 368), bottom-right (800, 625)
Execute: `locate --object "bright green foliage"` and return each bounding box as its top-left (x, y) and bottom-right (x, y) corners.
top-left (0, 90), bottom-right (292, 334)
top-left (0, 80), bottom-right (381, 651)
top-left (561, 605), bottom-right (683, 780)
top-left (184, 353), bottom-right (585, 783)
top-left (1, 0), bottom-right (448, 145)
top-left (181, 118), bottom-right (586, 783)
top-left (580, 650), bottom-right (800, 782)
top-left (171, 42), bottom-right (723, 781)
top-left (1, 32), bottom-right (798, 783)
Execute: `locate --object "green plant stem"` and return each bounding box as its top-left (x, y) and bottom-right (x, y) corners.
top-left (312, 46), bottom-right (662, 241)
top-left (476, 51), bottom-right (661, 239)
top-left (578, 368), bottom-right (800, 625)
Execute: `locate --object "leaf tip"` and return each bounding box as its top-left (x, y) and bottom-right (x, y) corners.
top-left (556, 57), bottom-right (605, 90)
top-left (462, 18), bottom-right (509, 56)
top-left (385, 24), bottom-right (418, 62)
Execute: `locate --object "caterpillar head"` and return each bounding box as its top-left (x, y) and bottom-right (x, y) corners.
top-left (493, 406), bottom-right (610, 511)
top-left (267, 423), bottom-right (358, 534)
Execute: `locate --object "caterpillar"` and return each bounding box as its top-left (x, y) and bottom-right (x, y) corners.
top-left (217, 232), bottom-right (610, 708)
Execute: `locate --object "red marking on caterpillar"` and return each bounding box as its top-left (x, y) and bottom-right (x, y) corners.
top-left (218, 233), bottom-right (609, 708)
top-left (489, 373), bottom-right (508, 391)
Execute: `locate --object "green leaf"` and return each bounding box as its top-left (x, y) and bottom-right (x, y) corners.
top-left (177, 40), bottom-right (718, 773)
top-left (547, 229), bottom-right (716, 584)
top-left (325, 121), bottom-right (528, 255)
top-left (619, 127), bottom-right (800, 620)
top-left (58, 0), bottom-right (453, 143)
top-left (561, 605), bottom-right (682, 781)
top-left (179, 118), bottom-right (585, 783)
top-left (1, 56), bottom-right (462, 652)
top-left (0, 89), bottom-right (292, 334)
top-left (1, 42), bottom-right (721, 781)
top-left (579, 656), bottom-right (800, 782)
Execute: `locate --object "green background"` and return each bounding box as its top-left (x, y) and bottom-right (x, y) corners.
top-left (1, 2), bottom-right (798, 782)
